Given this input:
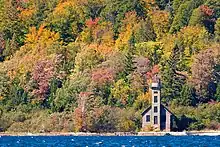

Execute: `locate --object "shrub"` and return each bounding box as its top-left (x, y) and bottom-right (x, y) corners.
top-left (12, 112), bottom-right (26, 122)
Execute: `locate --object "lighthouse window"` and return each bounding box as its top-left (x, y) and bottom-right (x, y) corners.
top-left (146, 115), bottom-right (150, 122)
top-left (154, 96), bottom-right (158, 103)
top-left (154, 116), bottom-right (158, 124)
top-left (154, 91), bottom-right (158, 94)
top-left (154, 106), bottom-right (158, 113)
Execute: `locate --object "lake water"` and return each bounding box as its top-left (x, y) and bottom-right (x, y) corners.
top-left (0, 136), bottom-right (219, 147)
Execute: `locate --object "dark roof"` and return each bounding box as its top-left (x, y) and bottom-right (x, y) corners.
top-left (141, 106), bottom-right (151, 116)
top-left (161, 104), bottom-right (175, 116)
top-left (141, 104), bottom-right (175, 116)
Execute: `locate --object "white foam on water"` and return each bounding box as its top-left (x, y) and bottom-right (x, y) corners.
top-left (71, 139), bottom-right (74, 141)
top-left (95, 141), bottom-right (103, 145)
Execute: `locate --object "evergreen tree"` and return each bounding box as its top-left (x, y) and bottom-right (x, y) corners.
top-left (178, 84), bottom-right (196, 106)
top-left (0, 0), bottom-right (26, 46)
top-left (215, 18), bottom-right (220, 42)
top-left (124, 32), bottom-right (136, 76)
top-left (2, 33), bottom-right (18, 59)
top-left (161, 44), bottom-right (186, 104)
top-left (215, 83), bottom-right (220, 102)
top-left (100, 0), bottom-right (147, 38)
top-left (170, 0), bottom-right (204, 33)
top-left (155, 0), bottom-right (170, 10)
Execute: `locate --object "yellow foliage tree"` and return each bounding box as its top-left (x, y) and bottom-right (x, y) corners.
top-left (150, 10), bottom-right (170, 39)
top-left (115, 11), bottom-right (140, 52)
top-left (161, 26), bottom-right (209, 65)
top-left (2, 25), bottom-right (61, 82)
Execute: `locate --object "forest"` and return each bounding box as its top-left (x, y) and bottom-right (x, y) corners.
top-left (0, 0), bottom-right (219, 133)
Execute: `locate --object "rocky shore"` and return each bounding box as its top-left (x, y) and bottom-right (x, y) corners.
top-left (0, 131), bottom-right (220, 136)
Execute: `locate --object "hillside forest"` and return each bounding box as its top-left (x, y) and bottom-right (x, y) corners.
top-left (0, 0), bottom-right (220, 132)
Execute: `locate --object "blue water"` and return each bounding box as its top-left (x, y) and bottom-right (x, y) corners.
top-left (0, 136), bottom-right (219, 147)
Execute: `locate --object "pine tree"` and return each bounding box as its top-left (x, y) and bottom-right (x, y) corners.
top-left (215, 83), bottom-right (220, 102)
top-left (3, 33), bottom-right (17, 59)
top-left (170, 0), bottom-right (204, 33)
top-left (161, 44), bottom-right (186, 104)
top-left (215, 18), bottom-right (220, 42)
top-left (179, 84), bottom-right (196, 106)
top-left (124, 32), bottom-right (136, 76)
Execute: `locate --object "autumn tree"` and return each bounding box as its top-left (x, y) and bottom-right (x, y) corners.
top-left (2, 25), bottom-right (61, 80)
top-left (135, 41), bottom-right (163, 65)
top-left (150, 10), bottom-right (170, 39)
top-left (74, 47), bottom-right (103, 73)
top-left (110, 79), bottom-right (131, 107)
top-left (30, 58), bottom-right (58, 106)
top-left (115, 11), bottom-right (139, 52)
top-left (54, 71), bottom-right (91, 112)
top-left (133, 56), bottom-right (151, 92)
top-left (134, 19), bottom-right (156, 43)
top-left (191, 49), bottom-right (215, 102)
top-left (47, 1), bottom-right (85, 43)
top-left (0, 0), bottom-right (25, 46)
top-left (80, 18), bottom-right (114, 49)
top-left (189, 5), bottom-right (215, 33)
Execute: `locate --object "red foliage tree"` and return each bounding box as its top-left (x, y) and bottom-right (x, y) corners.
top-left (85, 17), bottom-right (100, 28)
top-left (191, 49), bottom-right (215, 102)
top-left (134, 56), bottom-right (151, 75)
top-left (32, 59), bottom-right (56, 101)
top-left (146, 64), bottom-right (160, 80)
top-left (73, 107), bottom-right (83, 132)
top-left (200, 5), bottom-right (214, 16)
top-left (91, 67), bottom-right (115, 86)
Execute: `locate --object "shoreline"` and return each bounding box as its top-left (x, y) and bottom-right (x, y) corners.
top-left (0, 131), bottom-right (220, 136)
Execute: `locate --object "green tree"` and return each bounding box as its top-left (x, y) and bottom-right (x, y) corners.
top-left (189, 8), bottom-right (203, 26)
top-left (161, 44), bottom-right (186, 104)
top-left (3, 33), bottom-right (18, 59)
top-left (215, 83), bottom-right (220, 102)
top-left (54, 72), bottom-right (91, 112)
top-left (170, 0), bottom-right (204, 33)
top-left (215, 18), bottom-right (220, 42)
top-left (155, 0), bottom-right (170, 10)
top-left (0, 70), bottom-right (9, 100)
top-left (134, 19), bottom-right (156, 42)
top-left (47, 1), bottom-right (85, 43)
top-left (0, 0), bottom-right (26, 46)
top-left (178, 84), bottom-right (196, 106)
top-left (3, 77), bottom-right (29, 111)
top-left (100, 0), bottom-right (147, 38)
top-left (110, 79), bottom-right (131, 107)
top-left (74, 47), bottom-right (103, 73)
